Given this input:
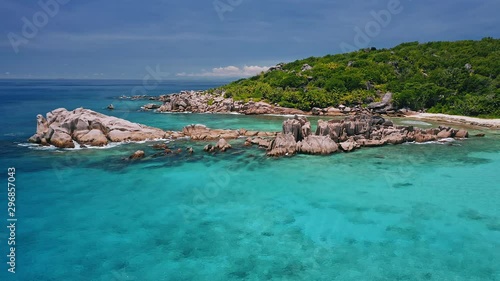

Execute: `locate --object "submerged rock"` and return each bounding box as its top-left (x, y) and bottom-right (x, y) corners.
top-left (246, 137), bottom-right (272, 148)
top-left (129, 150), bottom-right (145, 160)
top-left (152, 143), bottom-right (169, 150)
top-left (204, 144), bottom-right (215, 152)
top-left (215, 138), bottom-right (232, 152)
top-left (142, 103), bottom-right (161, 110)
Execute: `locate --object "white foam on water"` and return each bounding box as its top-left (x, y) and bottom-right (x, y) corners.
top-left (65, 142), bottom-right (124, 151)
top-left (437, 138), bottom-right (456, 143)
top-left (19, 138), bottom-right (173, 152)
top-left (18, 143), bottom-right (58, 150)
top-left (17, 143), bottom-right (39, 147)
top-left (411, 138), bottom-right (457, 145)
top-left (84, 138), bottom-right (171, 149)
top-left (413, 141), bottom-right (440, 145)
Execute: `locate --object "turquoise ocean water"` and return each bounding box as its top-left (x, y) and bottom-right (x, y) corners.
top-left (0, 80), bottom-right (499, 281)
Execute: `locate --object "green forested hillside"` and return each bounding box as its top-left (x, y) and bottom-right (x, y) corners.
top-left (216, 38), bottom-right (500, 117)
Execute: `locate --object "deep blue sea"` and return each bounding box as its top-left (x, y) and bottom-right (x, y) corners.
top-left (0, 79), bottom-right (499, 281)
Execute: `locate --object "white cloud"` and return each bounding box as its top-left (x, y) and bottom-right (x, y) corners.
top-left (177, 65), bottom-right (270, 78)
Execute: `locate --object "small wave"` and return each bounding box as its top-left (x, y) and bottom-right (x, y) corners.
top-left (68, 138), bottom-right (172, 150)
top-left (18, 143), bottom-right (58, 150)
top-left (412, 141), bottom-right (440, 145)
top-left (437, 138), bottom-right (455, 143)
top-left (65, 142), bottom-right (124, 151)
top-left (17, 143), bottom-right (39, 147)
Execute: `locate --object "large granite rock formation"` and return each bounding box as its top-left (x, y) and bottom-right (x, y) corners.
top-left (298, 135), bottom-right (339, 155)
top-left (267, 116), bottom-right (313, 156)
top-left (267, 133), bottom-right (298, 157)
top-left (283, 116), bottom-right (311, 142)
top-left (267, 114), bottom-right (469, 156)
top-left (367, 92), bottom-right (394, 114)
top-left (31, 108), bottom-right (470, 158)
top-left (29, 108), bottom-right (168, 148)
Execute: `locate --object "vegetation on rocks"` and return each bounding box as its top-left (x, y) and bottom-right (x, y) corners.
top-left (217, 38), bottom-right (500, 117)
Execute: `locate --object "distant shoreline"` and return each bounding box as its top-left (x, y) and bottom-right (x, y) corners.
top-left (132, 91), bottom-right (500, 129)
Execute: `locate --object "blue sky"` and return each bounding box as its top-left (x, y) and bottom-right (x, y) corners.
top-left (1, 0), bottom-right (499, 79)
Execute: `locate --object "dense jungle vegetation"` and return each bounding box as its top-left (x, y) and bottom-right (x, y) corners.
top-left (216, 38), bottom-right (500, 117)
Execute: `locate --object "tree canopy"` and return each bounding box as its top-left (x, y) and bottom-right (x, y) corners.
top-left (216, 38), bottom-right (500, 117)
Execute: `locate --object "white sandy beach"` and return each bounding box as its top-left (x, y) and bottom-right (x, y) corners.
top-left (407, 113), bottom-right (500, 129)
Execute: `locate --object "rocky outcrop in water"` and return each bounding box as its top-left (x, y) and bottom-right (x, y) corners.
top-left (129, 150), bottom-right (145, 160)
top-left (202, 138), bottom-right (232, 152)
top-left (266, 114), bottom-right (469, 156)
top-left (30, 108), bottom-right (470, 159)
top-left (146, 89), bottom-right (409, 117)
top-left (153, 91), bottom-right (305, 115)
top-left (29, 108), bottom-right (169, 148)
top-left (29, 108), bottom-right (282, 149)
top-left (283, 116), bottom-right (310, 141)
top-left (267, 133), bottom-right (298, 157)
top-left (215, 138), bottom-right (232, 152)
